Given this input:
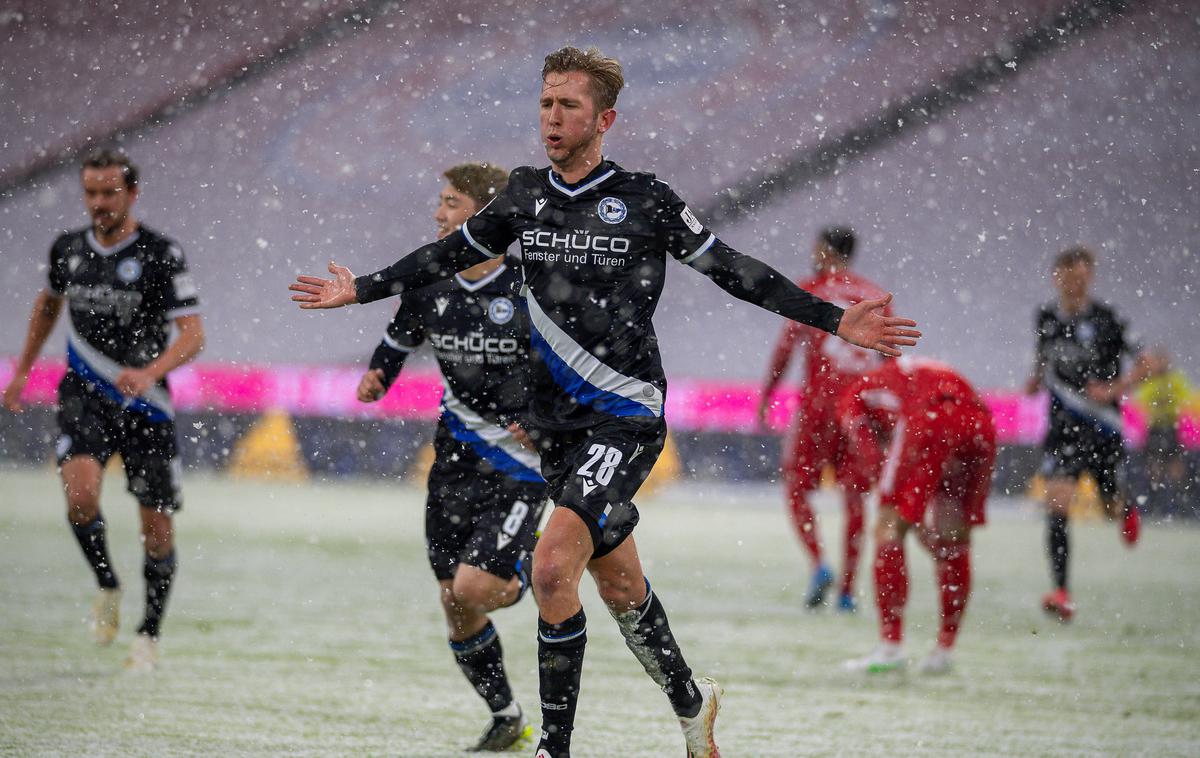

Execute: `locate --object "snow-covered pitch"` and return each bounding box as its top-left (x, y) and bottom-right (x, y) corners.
top-left (1, 467), bottom-right (1196, 756)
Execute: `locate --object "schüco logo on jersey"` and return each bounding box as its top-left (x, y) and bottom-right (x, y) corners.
top-left (520, 230), bottom-right (630, 254)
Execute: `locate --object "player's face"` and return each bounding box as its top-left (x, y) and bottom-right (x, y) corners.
top-left (813, 241), bottom-right (836, 273)
top-left (539, 70), bottom-right (614, 168)
top-left (81, 167), bottom-right (136, 236)
top-left (433, 185), bottom-right (479, 240)
top-left (1052, 261), bottom-right (1093, 300)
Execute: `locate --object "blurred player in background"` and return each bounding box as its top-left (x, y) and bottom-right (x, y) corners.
top-left (356, 163), bottom-right (544, 752)
top-left (838, 357), bottom-right (995, 674)
top-left (1133, 347), bottom-right (1197, 516)
top-left (2, 148), bottom-right (205, 671)
top-left (292, 46), bottom-right (920, 758)
top-left (757, 226), bottom-right (889, 612)
top-left (1025, 247), bottom-right (1146, 622)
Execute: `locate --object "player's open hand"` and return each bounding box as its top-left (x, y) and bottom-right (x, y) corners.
top-left (357, 368), bottom-right (387, 403)
top-left (836, 293), bottom-right (920, 357)
top-left (289, 262), bottom-right (357, 309)
top-left (2, 374), bottom-right (28, 413)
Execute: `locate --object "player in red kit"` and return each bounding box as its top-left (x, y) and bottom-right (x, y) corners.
top-left (838, 357), bottom-right (995, 674)
top-left (757, 227), bottom-right (890, 611)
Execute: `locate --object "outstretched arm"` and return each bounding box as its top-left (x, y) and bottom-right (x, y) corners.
top-left (690, 245), bottom-right (920, 356)
top-left (291, 182), bottom-right (518, 309)
top-left (289, 231), bottom-right (494, 309)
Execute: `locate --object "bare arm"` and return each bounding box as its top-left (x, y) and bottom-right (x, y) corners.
top-left (3, 290), bottom-right (63, 412)
top-left (114, 314), bottom-right (206, 397)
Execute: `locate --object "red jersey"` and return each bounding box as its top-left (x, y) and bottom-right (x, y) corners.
top-left (764, 269), bottom-right (890, 408)
top-left (838, 357), bottom-right (995, 524)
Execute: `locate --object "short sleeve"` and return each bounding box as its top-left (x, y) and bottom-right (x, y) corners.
top-left (47, 236), bottom-right (69, 295)
top-left (655, 182), bottom-right (717, 265)
top-left (162, 241), bottom-right (201, 318)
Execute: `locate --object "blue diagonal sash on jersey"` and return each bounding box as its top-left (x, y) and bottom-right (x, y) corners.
top-left (525, 291), bottom-right (664, 418)
top-left (1044, 372), bottom-right (1123, 438)
top-left (65, 320), bottom-right (174, 421)
top-left (439, 383), bottom-right (543, 483)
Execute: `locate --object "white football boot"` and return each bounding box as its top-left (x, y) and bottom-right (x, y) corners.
top-left (89, 587), bottom-right (121, 646)
top-left (843, 642), bottom-right (907, 673)
top-left (124, 633), bottom-right (159, 672)
top-left (916, 645), bottom-right (954, 675)
top-left (679, 677), bottom-right (722, 757)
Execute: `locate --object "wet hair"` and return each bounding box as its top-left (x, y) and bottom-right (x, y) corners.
top-left (1053, 245), bottom-right (1096, 270)
top-left (819, 226), bottom-right (855, 261)
top-left (81, 147), bottom-right (139, 190)
top-left (443, 163), bottom-right (508, 208)
top-left (542, 46), bottom-right (625, 111)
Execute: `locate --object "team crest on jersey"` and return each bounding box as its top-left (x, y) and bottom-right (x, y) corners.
top-left (68, 255), bottom-right (82, 273)
top-left (488, 297), bottom-right (514, 325)
top-left (597, 197), bottom-right (627, 224)
top-left (116, 257), bottom-right (142, 283)
top-left (435, 296), bottom-right (450, 316)
top-left (1076, 321), bottom-right (1095, 344)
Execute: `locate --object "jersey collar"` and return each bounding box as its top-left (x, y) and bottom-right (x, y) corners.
top-left (456, 262), bottom-right (507, 292)
top-left (85, 228), bottom-right (141, 257)
top-left (546, 159), bottom-right (617, 198)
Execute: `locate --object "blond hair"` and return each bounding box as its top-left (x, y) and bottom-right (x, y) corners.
top-left (542, 46), bottom-right (624, 111)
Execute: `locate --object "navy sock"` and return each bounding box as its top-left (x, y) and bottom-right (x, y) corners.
top-left (70, 516), bottom-right (119, 589)
top-left (610, 579), bottom-right (702, 718)
top-left (450, 621), bottom-right (515, 714)
top-left (537, 609), bottom-right (587, 756)
top-left (1048, 514), bottom-right (1069, 590)
top-left (138, 551), bottom-right (176, 638)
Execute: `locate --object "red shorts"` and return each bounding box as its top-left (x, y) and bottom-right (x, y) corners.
top-left (878, 402), bottom-right (996, 526)
top-left (784, 396), bottom-right (871, 493)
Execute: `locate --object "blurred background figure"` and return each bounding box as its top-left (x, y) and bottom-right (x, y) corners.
top-left (1134, 347), bottom-right (1198, 518)
top-left (1025, 246), bottom-right (1149, 623)
top-left (757, 226), bottom-right (890, 612)
top-left (837, 356), bottom-right (995, 676)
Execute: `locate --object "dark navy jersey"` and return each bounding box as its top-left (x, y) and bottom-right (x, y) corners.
top-left (1034, 300), bottom-right (1134, 437)
top-left (47, 226), bottom-right (200, 421)
top-left (368, 262), bottom-right (542, 482)
top-left (357, 159), bottom-right (844, 430)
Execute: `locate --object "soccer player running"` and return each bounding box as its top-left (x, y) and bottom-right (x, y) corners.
top-left (355, 163), bottom-right (544, 751)
top-left (291, 47), bottom-right (920, 758)
top-left (756, 226), bottom-right (889, 612)
top-left (3, 148), bottom-right (205, 671)
top-left (1025, 247), bottom-right (1145, 622)
top-left (837, 357), bottom-right (996, 674)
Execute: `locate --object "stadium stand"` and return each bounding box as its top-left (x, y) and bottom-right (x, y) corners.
top-left (1, 1), bottom-right (1196, 497)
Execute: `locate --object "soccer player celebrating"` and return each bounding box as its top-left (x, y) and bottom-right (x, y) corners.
top-left (356, 163), bottom-right (544, 751)
top-left (1025, 247), bottom-right (1145, 622)
top-left (838, 357), bottom-right (995, 674)
top-left (3, 148), bottom-right (205, 671)
top-left (291, 47), bottom-right (920, 757)
top-left (756, 226), bottom-right (890, 612)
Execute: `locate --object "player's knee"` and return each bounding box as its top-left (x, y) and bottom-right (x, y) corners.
top-left (452, 574), bottom-right (509, 612)
top-left (531, 554), bottom-right (574, 603)
top-left (874, 507), bottom-right (906, 543)
top-left (66, 497), bottom-right (100, 525)
top-left (595, 576), bottom-right (642, 613)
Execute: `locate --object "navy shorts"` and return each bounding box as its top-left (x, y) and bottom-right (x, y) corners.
top-left (56, 372), bottom-right (182, 512)
top-left (537, 417), bottom-right (665, 559)
top-left (425, 450), bottom-right (547, 582)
